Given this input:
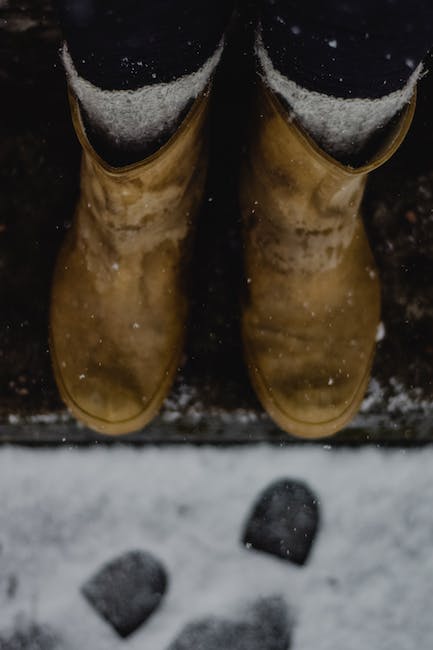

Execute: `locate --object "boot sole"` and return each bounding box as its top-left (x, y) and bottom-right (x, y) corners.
top-left (243, 333), bottom-right (375, 440)
top-left (49, 336), bottom-right (181, 436)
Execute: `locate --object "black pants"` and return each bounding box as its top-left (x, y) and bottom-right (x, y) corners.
top-left (56, 0), bottom-right (234, 90)
top-left (262, 0), bottom-right (433, 98)
top-left (57, 0), bottom-right (433, 97)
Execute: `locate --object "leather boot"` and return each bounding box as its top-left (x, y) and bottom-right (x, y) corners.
top-left (50, 89), bottom-right (210, 435)
top-left (240, 81), bottom-right (415, 439)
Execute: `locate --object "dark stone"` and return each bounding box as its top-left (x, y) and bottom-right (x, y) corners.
top-left (82, 550), bottom-right (168, 638)
top-left (242, 479), bottom-right (320, 566)
top-left (0, 623), bottom-right (59, 650)
top-left (167, 596), bottom-right (292, 650)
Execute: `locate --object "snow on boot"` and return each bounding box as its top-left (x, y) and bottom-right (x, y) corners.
top-left (240, 80), bottom-right (415, 439)
top-left (50, 88), bottom-right (210, 435)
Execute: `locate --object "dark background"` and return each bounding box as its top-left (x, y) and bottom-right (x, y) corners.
top-left (1, 0), bottom-right (433, 443)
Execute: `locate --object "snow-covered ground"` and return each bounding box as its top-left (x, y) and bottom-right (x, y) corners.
top-left (0, 444), bottom-right (432, 649)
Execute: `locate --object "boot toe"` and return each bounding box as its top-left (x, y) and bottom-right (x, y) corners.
top-left (69, 374), bottom-right (145, 426)
top-left (275, 379), bottom-right (368, 438)
top-left (51, 349), bottom-right (167, 435)
top-left (250, 355), bottom-right (372, 439)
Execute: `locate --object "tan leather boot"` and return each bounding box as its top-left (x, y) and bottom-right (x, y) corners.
top-left (50, 89), bottom-right (210, 435)
top-left (240, 81), bottom-right (415, 439)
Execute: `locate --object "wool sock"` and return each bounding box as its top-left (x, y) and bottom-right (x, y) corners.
top-left (62, 42), bottom-right (223, 166)
top-left (257, 33), bottom-right (420, 162)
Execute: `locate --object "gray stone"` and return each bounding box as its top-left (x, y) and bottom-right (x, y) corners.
top-left (82, 550), bottom-right (167, 638)
top-left (167, 596), bottom-right (292, 650)
top-left (243, 479), bottom-right (320, 565)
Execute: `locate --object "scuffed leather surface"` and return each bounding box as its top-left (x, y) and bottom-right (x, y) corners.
top-left (50, 91), bottom-right (209, 433)
top-left (240, 82), bottom-right (414, 437)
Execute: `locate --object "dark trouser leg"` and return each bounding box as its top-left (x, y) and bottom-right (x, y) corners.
top-left (55, 0), bottom-right (234, 163)
top-left (259, 0), bottom-right (433, 158)
top-left (56, 0), bottom-right (234, 90)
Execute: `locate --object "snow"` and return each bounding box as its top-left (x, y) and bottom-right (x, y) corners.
top-left (1, 445), bottom-right (433, 649)
top-left (3, 372), bottom-right (433, 439)
top-left (375, 321), bottom-right (386, 342)
top-left (387, 378), bottom-right (432, 415)
top-left (0, 14), bottom-right (37, 32)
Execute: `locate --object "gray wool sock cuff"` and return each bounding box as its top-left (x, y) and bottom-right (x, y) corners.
top-left (256, 32), bottom-right (421, 159)
top-left (62, 41), bottom-right (223, 151)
